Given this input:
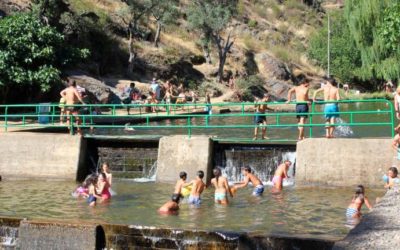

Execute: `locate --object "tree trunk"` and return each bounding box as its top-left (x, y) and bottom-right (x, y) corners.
top-left (213, 32), bottom-right (234, 83)
top-left (203, 45), bottom-right (212, 64)
top-left (127, 32), bottom-right (136, 77)
top-left (154, 21), bottom-right (162, 47)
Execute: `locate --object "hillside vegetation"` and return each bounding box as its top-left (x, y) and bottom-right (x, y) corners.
top-left (1, 0), bottom-right (344, 103)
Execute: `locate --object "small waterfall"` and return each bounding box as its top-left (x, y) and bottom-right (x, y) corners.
top-left (134, 161), bottom-right (157, 182)
top-left (0, 226), bottom-right (18, 249)
top-left (333, 118), bottom-right (354, 138)
top-left (217, 146), bottom-right (296, 185)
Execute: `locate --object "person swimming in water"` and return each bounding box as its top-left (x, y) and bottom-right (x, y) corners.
top-left (87, 176), bottom-right (101, 207)
top-left (272, 160), bottom-right (291, 191)
top-left (234, 166), bottom-right (264, 196)
top-left (346, 185), bottom-right (372, 219)
top-left (158, 193), bottom-right (181, 214)
top-left (185, 170), bottom-right (206, 206)
top-left (211, 168), bottom-right (233, 205)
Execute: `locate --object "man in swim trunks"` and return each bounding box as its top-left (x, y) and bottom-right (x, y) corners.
top-left (253, 93), bottom-right (269, 140)
top-left (234, 166), bottom-right (264, 196)
top-left (287, 75), bottom-right (311, 140)
top-left (272, 160), bottom-right (291, 191)
top-left (185, 170), bottom-right (206, 206)
top-left (60, 80), bottom-right (85, 134)
top-left (211, 168), bottom-right (233, 205)
top-left (313, 77), bottom-right (340, 138)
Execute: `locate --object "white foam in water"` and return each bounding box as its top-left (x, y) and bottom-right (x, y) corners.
top-left (333, 118), bottom-right (354, 138)
top-left (134, 161), bottom-right (157, 182)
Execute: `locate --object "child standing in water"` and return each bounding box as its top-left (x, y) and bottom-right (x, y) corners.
top-left (87, 176), bottom-right (101, 207)
top-left (211, 168), bottom-right (233, 205)
top-left (173, 171), bottom-right (187, 197)
top-left (234, 166), bottom-right (264, 196)
top-left (272, 160), bottom-right (291, 191)
top-left (185, 170), bottom-right (206, 206)
top-left (97, 173), bottom-right (111, 201)
top-left (102, 162), bottom-right (112, 187)
top-left (346, 185), bottom-right (372, 219)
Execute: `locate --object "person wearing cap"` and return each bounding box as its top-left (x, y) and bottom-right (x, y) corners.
top-left (287, 75), bottom-right (311, 140)
top-left (253, 93), bottom-right (269, 140)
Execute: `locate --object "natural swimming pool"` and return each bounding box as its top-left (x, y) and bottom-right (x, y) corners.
top-left (0, 180), bottom-right (383, 241)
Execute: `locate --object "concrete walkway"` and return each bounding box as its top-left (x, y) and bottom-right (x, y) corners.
top-left (334, 190), bottom-right (400, 249)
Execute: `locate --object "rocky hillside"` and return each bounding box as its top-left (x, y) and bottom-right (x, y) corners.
top-left (0, 0), bottom-right (343, 101)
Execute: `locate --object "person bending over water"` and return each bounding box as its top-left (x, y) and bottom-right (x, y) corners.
top-left (211, 168), bottom-right (233, 205)
top-left (185, 170), bottom-right (206, 206)
top-left (234, 166), bottom-right (264, 196)
top-left (346, 185), bottom-right (372, 219)
top-left (173, 171), bottom-right (187, 197)
top-left (97, 173), bottom-right (111, 201)
top-left (272, 161), bottom-right (291, 191)
top-left (87, 176), bottom-right (102, 207)
top-left (158, 194), bottom-right (181, 214)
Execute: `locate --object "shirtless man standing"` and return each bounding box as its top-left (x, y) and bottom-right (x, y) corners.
top-left (272, 160), bottom-right (291, 191)
top-left (60, 80), bottom-right (85, 134)
top-left (211, 168), bottom-right (233, 205)
top-left (313, 77), bottom-right (340, 138)
top-left (287, 76), bottom-right (310, 140)
top-left (185, 170), bottom-right (206, 206)
top-left (253, 93), bottom-right (269, 140)
top-left (234, 166), bottom-right (264, 196)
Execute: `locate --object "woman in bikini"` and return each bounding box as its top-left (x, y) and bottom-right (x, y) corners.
top-left (346, 185), bottom-right (372, 219)
top-left (211, 168), bottom-right (233, 205)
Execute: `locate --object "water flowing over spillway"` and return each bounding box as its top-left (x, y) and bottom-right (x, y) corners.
top-left (214, 145), bottom-right (296, 184)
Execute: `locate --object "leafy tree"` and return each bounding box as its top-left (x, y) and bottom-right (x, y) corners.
top-left (118, 0), bottom-right (159, 75)
top-left (345, 0), bottom-right (400, 82)
top-left (187, 0), bottom-right (237, 82)
top-left (150, 0), bottom-right (179, 47)
top-left (308, 11), bottom-right (361, 83)
top-left (0, 13), bottom-right (88, 103)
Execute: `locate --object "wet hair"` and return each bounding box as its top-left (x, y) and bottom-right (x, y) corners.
top-left (285, 160), bottom-right (292, 165)
top-left (179, 171), bottom-right (187, 179)
top-left (99, 172), bottom-right (107, 180)
top-left (171, 194), bottom-right (181, 203)
top-left (213, 168), bottom-right (221, 182)
top-left (197, 170), bottom-right (204, 179)
top-left (389, 167), bottom-right (398, 177)
top-left (130, 82), bottom-right (135, 88)
top-left (353, 185), bottom-right (365, 201)
top-left (296, 74), bottom-right (308, 85)
top-left (243, 166), bottom-right (252, 173)
top-left (325, 77), bottom-right (336, 85)
top-left (69, 80), bottom-right (76, 87)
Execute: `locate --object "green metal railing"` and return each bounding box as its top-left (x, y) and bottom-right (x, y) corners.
top-left (0, 99), bottom-right (395, 140)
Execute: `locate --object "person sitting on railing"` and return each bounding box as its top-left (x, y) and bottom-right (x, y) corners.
top-left (253, 93), bottom-right (269, 140)
top-left (60, 79), bottom-right (86, 135)
top-left (313, 77), bottom-right (340, 139)
top-left (287, 75), bottom-right (311, 141)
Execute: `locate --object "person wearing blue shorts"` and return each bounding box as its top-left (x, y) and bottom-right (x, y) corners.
top-left (253, 93), bottom-right (269, 140)
top-left (313, 77), bottom-right (340, 138)
top-left (234, 166), bottom-right (264, 197)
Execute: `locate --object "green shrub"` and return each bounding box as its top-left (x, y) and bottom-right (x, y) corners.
top-left (248, 19), bottom-right (258, 28)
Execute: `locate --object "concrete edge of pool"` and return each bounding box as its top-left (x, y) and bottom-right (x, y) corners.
top-left (0, 216), bottom-right (337, 250)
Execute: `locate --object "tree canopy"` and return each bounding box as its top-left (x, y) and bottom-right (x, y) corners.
top-left (0, 13), bottom-right (88, 103)
top-left (345, 0), bottom-right (400, 81)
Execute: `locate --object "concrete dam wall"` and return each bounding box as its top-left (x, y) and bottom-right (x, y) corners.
top-left (0, 133), bottom-right (85, 180)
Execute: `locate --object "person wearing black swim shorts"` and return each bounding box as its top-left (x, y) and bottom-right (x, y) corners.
top-left (287, 75), bottom-right (310, 140)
